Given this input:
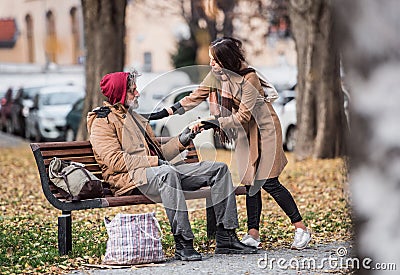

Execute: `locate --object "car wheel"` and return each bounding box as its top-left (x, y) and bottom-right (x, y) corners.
top-left (160, 126), bottom-right (170, 137)
top-left (5, 118), bottom-right (13, 134)
top-left (24, 124), bottom-right (31, 140)
top-left (34, 124), bottom-right (42, 142)
top-left (0, 116), bottom-right (5, 132)
top-left (18, 118), bottom-right (26, 137)
top-left (285, 125), bottom-right (297, 152)
top-left (65, 128), bottom-right (75, 141)
top-left (34, 133), bottom-right (42, 142)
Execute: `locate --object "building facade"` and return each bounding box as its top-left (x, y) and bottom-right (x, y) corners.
top-left (0, 0), bottom-right (295, 72)
top-left (0, 0), bottom-right (83, 66)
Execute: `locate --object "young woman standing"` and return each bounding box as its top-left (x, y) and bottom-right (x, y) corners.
top-left (151, 37), bottom-right (311, 250)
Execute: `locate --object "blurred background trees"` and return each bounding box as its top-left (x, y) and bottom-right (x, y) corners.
top-left (137, 0), bottom-right (289, 67)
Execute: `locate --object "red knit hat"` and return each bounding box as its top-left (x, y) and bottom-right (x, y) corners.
top-left (100, 72), bottom-right (129, 105)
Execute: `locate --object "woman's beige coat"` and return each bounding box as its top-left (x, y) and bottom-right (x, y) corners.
top-left (180, 70), bottom-right (287, 185)
top-left (87, 102), bottom-right (185, 196)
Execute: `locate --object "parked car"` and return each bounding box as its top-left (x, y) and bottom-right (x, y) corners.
top-left (0, 89), bottom-right (6, 111)
top-left (136, 71), bottom-right (192, 113)
top-left (272, 84), bottom-right (350, 152)
top-left (64, 97), bottom-right (84, 141)
top-left (9, 86), bottom-right (42, 136)
top-left (25, 84), bottom-right (85, 141)
top-left (137, 85), bottom-right (224, 149)
top-left (274, 98), bottom-right (297, 152)
top-left (272, 85), bottom-right (297, 151)
top-left (0, 87), bottom-right (14, 133)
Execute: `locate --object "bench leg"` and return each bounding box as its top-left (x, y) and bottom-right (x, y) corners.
top-left (206, 198), bottom-right (216, 239)
top-left (58, 211), bottom-right (72, 255)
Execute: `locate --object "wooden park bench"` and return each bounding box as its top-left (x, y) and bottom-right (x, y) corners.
top-left (30, 139), bottom-right (246, 255)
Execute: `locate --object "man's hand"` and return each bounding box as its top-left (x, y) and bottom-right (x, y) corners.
top-left (200, 118), bottom-right (220, 130)
top-left (143, 109), bottom-right (169, 120)
top-left (179, 127), bottom-right (198, 147)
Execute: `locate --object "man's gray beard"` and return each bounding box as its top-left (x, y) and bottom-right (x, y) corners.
top-left (126, 100), bottom-right (139, 110)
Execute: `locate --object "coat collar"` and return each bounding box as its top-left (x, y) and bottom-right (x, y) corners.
top-left (104, 101), bottom-right (127, 119)
top-left (128, 108), bottom-right (149, 124)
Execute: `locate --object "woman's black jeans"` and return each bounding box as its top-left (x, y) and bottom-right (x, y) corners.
top-left (246, 177), bottom-right (302, 231)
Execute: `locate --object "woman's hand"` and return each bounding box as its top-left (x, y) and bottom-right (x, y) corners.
top-left (200, 119), bottom-right (220, 130)
top-left (142, 102), bottom-right (185, 120)
top-left (190, 122), bottom-right (203, 134)
top-left (169, 102), bottom-right (185, 115)
top-left (143, 109), bottom-right (169, 120)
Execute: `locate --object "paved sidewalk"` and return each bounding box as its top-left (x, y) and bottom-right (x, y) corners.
top-left (69, 241), bottom-right (354, 275)
top-left (0, 132), bottom-right (26, 147)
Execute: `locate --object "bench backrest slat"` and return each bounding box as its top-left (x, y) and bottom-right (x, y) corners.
top-left (43, 156), bottom-right (98, 166)
top-left (41, 148), bottom-right (94, 157)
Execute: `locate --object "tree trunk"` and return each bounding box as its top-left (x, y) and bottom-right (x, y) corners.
top-left (288, 0), bottom-right (348, 159)
top-left (335, 0), bottom-right (400, 272)
top-left (77, 0), bottom-right (127, 140)
top-left (216, 0), bottom-right (235, 37)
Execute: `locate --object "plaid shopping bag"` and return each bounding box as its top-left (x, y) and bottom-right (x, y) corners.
top-left (103, 212), bottom-right (165, 265)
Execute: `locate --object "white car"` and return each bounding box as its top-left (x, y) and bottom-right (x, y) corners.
top-left (272, 85), bottom-right (350, 152)
top-left (138, 86), bottom-right (219, 149)
top-left (272, 87), bottom-right (297, 151)
top-left (275, 98), bottom-right (297, 152)
top-left (25, 84), bottom-right (85, 141)
top-left (136, 71), bottom-right (192, 113)
top-left (145, 83), bottom-right (298, 152)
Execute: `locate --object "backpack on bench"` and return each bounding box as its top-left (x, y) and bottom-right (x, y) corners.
top-left (49, 157), bottom-right (105, 201)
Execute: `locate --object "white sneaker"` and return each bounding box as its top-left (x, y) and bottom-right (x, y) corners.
top-left (291, 228), bottom-right (312, 250)
top-left (241, 234), bottom-right (262, 249)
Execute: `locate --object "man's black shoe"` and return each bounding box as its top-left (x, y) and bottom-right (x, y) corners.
top-left (174, 235), bottom-right (202, 261)
top-left (215, 228), bottom-right (258, 254)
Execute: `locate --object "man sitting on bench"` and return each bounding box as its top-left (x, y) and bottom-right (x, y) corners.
top-left (87, 70), bottom-right (257, 261)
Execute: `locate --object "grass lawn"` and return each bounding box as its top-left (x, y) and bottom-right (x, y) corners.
top-left (0, 145), bottom-right (352, 274)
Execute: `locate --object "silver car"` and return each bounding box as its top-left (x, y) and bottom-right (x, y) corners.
top-left (139, 86), bottom-right (219, 149)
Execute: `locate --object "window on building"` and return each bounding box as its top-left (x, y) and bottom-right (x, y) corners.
top-left (0, 18), bottom-right (18, 48)
top-left (45, 10), bottom-right (57, 63)
top-left (143, 52), bottom-right (152, 72)
top-left (25, 14), bottom-right (34, 62)
top-left (70, 7), bottom-right (82, 64)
